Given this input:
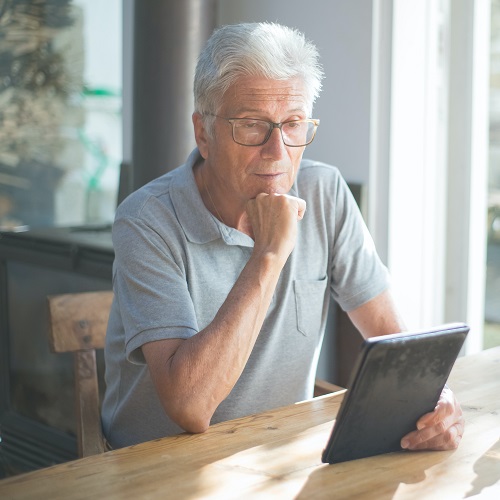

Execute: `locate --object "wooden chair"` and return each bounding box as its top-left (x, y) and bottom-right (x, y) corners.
top-left (313, 378), bottom-right (343, 398)
top-left (46, 290), bottom-right (342, 457)
top-left (47, 290), bottom-right (113, 457)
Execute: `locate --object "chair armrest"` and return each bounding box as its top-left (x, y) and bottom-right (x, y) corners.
top-left (314, 378), bottom-right (345, 397)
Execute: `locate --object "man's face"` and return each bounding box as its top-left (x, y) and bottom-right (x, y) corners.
top-left (199, 75), bottom-right (310, 206)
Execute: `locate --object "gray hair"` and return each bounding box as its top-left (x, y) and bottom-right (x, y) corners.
top-left (194, 22), bottom-right (323, 131)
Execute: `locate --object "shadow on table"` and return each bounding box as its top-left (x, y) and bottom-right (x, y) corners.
top-left (465, 438), bottom-right (500, 498)
top-left (295, 450), bottom-right (452, 499)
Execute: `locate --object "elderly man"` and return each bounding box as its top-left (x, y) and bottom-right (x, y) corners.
top-left (102, 22), bottom-right (463, 451)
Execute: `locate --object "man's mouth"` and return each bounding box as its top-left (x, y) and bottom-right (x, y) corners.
top-left (254, 172), bottom-right (285, 178)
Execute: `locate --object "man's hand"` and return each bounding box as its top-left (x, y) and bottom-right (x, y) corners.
top-left (246, 193), bottom-right (306, 262)
top-left (400, 386), bottom-right (464, 450)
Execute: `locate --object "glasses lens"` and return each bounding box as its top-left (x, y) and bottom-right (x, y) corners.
top-left (230, 118), bottom-right (317, 146)
top-left (232, 119), bottom-right (270, 145)
top-left (282, 121), bottom-right (315, 146)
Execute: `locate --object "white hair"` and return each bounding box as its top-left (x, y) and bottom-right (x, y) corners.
top-left (194, 22), bottom-right (324, 132)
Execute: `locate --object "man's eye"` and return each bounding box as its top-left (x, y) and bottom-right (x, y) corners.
top-left (284, 121), bottom-right (301, 130)
top-left (236, 120), bottom-right (259, 129)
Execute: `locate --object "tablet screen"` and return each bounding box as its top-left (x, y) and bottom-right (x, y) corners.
top-left (321, 323), bottom-right (469, 464)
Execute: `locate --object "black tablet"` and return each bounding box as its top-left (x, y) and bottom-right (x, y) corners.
top-left (321, 322), bottom-right (469, 464)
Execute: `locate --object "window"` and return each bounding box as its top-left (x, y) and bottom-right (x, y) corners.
top-left (0, 0), bottom-right (122, 230)
top-left (486, 0), bottom-right (500, 348)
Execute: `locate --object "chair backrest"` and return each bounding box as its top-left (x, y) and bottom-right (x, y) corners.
top-left (46, 289), bottom-right (341, 457)
top-left (47, 290), bottom-right (113, 457)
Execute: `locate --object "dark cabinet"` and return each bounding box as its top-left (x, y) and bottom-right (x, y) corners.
top-left (0, 226), bottom-right (113, 477)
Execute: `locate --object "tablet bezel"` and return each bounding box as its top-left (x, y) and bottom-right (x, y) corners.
top-left (321, 322), bottom-right (469, 464)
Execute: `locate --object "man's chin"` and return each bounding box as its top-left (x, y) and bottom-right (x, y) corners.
top-left (254, 178), bottom-right (293, 196)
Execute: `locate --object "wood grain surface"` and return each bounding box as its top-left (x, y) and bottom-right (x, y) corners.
top-left (1, 347), bottom-right (499, 499)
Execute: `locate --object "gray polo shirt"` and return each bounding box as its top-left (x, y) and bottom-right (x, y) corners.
top-left (102, 148), bottom-right (389, 448)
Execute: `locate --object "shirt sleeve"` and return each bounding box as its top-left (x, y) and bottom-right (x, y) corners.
top-left (329, 174), bottom-right (390, 312)
top-left (112, 214), bottom-right (198, 364)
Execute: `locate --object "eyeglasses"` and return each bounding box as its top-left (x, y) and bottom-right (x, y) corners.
top-left (209, 115), bottom-right (320, 147)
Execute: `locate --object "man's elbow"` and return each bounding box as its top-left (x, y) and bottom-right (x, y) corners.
top-left (181, 419), bottom-right (210, 434)
top-left (168, 404), bottom-right (212, 434)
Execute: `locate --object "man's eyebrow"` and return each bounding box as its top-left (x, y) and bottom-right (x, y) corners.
top-left (230, 107), bottom-right (306, 116)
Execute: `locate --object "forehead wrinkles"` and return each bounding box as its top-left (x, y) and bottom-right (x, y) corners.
top-left (240, 86), bottom-right (305, 101)
top-left (221, 77), bottom-right (310, 114)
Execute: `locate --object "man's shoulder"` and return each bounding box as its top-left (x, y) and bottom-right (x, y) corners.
top-left (115, 164), bottom-right (185, 219)
top-left (297, 158), bottom-right (344, 191)
top-left (298, 158), bottom-right (342, 179)
top-left (117, 149), bottom-right (202, 220)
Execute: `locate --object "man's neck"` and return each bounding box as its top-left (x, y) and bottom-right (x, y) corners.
top-left (194, 160), bottom-right (254, 238)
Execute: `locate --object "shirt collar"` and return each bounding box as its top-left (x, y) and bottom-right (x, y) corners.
top-left (170, 148), bottom-right (256, 247)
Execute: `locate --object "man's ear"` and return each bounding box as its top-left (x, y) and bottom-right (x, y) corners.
top-left (192, 112), bottom-right (209, 159)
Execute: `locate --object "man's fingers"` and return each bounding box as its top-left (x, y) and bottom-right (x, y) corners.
top-left (401, 413), bottom-right (465, 451)
top-left (416, 403), bottom-right (449, 430)
top-left (296, 198), bottom-right (306, 219)
top-left (401, 386), bottom-right (464, 451)
top-left (273, 193), bottom-right (307, 219)
top-left (402, 419), bottom-right (464, 450)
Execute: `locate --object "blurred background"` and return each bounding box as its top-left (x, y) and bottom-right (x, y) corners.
top-left (0, 0), bottom-right (497, 349)
top-left (0, 0), bottom-right (498, 475)
top-left (487, 0), bottom-right (500, 348)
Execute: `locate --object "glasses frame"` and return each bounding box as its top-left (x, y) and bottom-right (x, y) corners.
top-left (208, 115), bottom-right (320, 147)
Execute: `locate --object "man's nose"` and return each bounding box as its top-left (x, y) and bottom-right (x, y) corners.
top-left (261, 126), bottom-right (287, 158)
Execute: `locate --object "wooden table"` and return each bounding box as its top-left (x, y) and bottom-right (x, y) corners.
top-left (1, 348), bottom-right (499, 499)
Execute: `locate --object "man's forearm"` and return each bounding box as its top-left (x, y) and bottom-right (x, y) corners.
top-left (347, 289), bottom-right (406, 339)
top-left (143, 193), bottom-right (305, 433)
top-left (142, 250), bottom-right (285, 433)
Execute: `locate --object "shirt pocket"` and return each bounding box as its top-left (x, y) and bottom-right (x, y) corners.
top-left (293, 277), bottom-right (328, 337)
